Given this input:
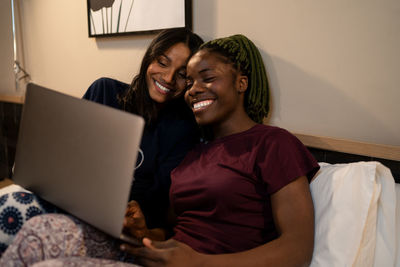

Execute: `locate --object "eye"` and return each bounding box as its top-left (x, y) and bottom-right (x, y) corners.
top-left (177, 71), bottom-right (187, 79)
top-left (204, 77), bottom-right (215, 83)
top-left (157, 58), bottom-right (168, 67)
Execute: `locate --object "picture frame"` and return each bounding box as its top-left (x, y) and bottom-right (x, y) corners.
top-left (87, 0), bottom-right (192, 37)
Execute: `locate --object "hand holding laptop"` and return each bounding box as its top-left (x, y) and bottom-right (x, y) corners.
top-left (123, 201), bottom-right (147, 240)
top-left (122, 200), bottom-right (166, 244)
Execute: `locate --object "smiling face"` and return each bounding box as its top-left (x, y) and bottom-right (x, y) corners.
top-left (185, 50), bottom-right (249, 130)
top-left (146, 42), bottom-right (191, 104)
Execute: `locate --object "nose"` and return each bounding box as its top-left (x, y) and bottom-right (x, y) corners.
top-left (187, 80), bottom-right (205, 96)
top-left (162, 69), bottom-right (176, 84)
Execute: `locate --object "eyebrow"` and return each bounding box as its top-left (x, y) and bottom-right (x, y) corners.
top-left (159, 54), bottom-right (171, 63)
top-left (199, 68), bottom-right (212, 74)
top-left (187, 68), bottom-right (212, 77)
top-left (159, 54), bottom-right (188, 71)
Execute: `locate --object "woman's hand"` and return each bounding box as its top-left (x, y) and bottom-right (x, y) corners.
top-left (121, 238), bottom-right (205, 267)
top-left (123, 200), bottom-right (149, 239)
top-left (124, 201), bottom-right (166, 241)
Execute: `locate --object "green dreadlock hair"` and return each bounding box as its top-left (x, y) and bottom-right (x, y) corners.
top-left (200, 34), bottom-right (269, 123)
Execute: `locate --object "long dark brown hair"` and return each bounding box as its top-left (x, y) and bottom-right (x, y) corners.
top-left (120, 28), bottom-right (204, 126)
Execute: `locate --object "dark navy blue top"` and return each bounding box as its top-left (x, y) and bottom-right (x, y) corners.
top-left (83, 77), bottom-right (199, 229)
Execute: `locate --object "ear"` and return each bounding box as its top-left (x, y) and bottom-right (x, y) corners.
top-left (237, 75), bottom-right (248, 93)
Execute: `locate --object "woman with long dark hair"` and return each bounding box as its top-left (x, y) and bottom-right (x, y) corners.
top-left (83, 28), bottom-right (203, 232)
top-left (0, 28), bottom-right (203, 257)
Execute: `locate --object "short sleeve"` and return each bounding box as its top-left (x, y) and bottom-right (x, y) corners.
top-left (257, 128), bottom-right (319, 194)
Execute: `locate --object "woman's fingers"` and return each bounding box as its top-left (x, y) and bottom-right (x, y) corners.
top-left (121, 243), bottom-right (166, 262)
top-left (123, 239), bottom-right (200, 267)
top-left (125, 200), bottom-right (142, 217)
top-left (123, 218), bottom-right (147, 239)
top-left (143, 238), bottom-right (178, 249)
top-left (136, 257), bottom-right (161, 267)
top-left (123, 201), bottom-right (148, 239)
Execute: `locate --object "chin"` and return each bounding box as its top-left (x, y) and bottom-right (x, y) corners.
top-left (195, 116), bottom-right (213, 127)
top-left (149, 90), bottom-right (167, 103)
top-left (154, 96), bottom-right (167, 104)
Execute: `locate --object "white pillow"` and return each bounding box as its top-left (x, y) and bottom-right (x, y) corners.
top-left (373, 165), bottom-right (396, 267)
top-left (309, 161), bottom-right (396, 267)
top-left (395, 184), bottom-right (400, 266)
top-left (0, 184), bottom-right (27, 195)
top-left (0, 184), bottom-right (50, 254)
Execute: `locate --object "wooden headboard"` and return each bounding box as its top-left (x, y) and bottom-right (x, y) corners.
top-left (0, 94), bottom-right (25, 104)
top-left (294, 133), bottom-right (400, 183)
top-left (294, 133), bottom-right (400, 161)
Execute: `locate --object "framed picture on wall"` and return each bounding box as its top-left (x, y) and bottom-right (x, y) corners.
top-left (87, 0), bottom-right (192, 37)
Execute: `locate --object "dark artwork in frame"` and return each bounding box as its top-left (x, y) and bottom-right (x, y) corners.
top-left (87, 0), bottom-right (192, 37)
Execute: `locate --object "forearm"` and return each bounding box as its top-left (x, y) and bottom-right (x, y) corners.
top-left (200, 234), bottom-right (313, 267)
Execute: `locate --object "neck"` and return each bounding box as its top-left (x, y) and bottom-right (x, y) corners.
top-left (155, 101), bottom-right (165, 110)
top-left (212, 114), bottom-right (256, 139)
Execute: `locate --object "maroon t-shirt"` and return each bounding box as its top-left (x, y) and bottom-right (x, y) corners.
top-left (170, 124), bottom-right (319, 254)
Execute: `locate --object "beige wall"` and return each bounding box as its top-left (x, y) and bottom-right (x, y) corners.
top-left (18, 0), bottom-right (152, 97)
top-left (3, 0), bottom-right (400, 146)
top-left (0, 0), bottom-right (16, 94)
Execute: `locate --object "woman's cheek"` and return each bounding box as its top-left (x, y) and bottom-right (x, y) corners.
top-left (175, 80), bottom-right (186, 96)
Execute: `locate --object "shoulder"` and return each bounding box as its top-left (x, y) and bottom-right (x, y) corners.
top-left (250, 124), bottom-right (299, 144)
top-left (83, 77), bottom-right (129, 108)
top-left (249, 124), bottom-right (311, 159)
top-left (85, 77), bottom-right (129, 96)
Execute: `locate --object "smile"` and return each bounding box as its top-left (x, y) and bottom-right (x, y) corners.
top-left (193, 100), bottom-right (214, 111)
top-left (155, 80), bottom-right (171, 93)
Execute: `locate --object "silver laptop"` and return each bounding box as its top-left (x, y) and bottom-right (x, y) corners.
top-left (13, 83), bottom-right (144, 244)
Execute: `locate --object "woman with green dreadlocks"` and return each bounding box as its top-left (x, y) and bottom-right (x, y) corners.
top-left (124, 34), bottom-right (320, 266)
top-left (0, 34), bottom-right (319, 267)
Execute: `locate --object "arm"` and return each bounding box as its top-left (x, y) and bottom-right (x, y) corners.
top-left (139, 116), bottom-right (198, 231)
top-left (123, 176), bottom-right (315, 267)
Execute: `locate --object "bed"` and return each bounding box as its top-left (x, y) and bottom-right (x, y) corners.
top-left (293, 133), bottom-right (400, 267)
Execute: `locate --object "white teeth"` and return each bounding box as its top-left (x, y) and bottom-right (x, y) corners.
top-left (155, 81), bottom-right (170, 93)
top-left (193, 100), bottom-right (214, 110)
